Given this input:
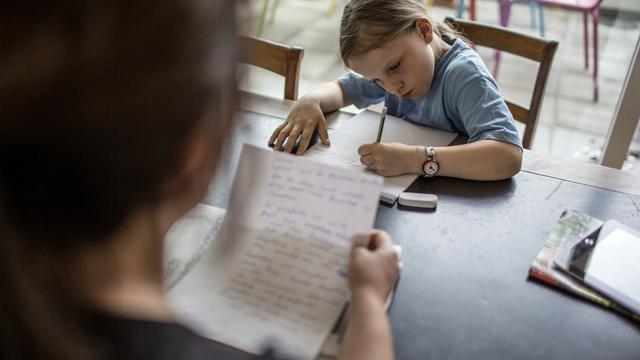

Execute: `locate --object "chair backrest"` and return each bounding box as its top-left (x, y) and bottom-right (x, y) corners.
top-left (444, 17), bottom-right (558, 149)
top-left (239, 36), bottom-right (304, 100)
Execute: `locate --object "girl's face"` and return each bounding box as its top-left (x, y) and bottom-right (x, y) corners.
top-left (348, 20), bottom-right (435, 100)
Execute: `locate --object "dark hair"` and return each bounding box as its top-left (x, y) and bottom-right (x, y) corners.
top-left (0, 1), bottom-right (238, 358)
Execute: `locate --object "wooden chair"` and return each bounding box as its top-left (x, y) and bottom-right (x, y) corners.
top-left (444, 17), bottom-right (558, 149)
top-left (239, 36), bottom-right (304, 100)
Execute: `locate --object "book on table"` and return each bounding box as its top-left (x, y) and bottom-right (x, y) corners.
top-left (528, 209), bottom-right (640, 322)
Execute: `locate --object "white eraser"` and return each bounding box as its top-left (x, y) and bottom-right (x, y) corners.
top-left (398, 192), bottom-right (438, 209)
top-left (379, 191), bottom-right (397, 205)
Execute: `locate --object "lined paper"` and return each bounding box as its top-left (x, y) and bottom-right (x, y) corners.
top-left (169, 144), bottom-right (383, 360)
top-left (164, 204), bottom-right (227, 290)
top-left (305, 109), bottom-right (457, 203)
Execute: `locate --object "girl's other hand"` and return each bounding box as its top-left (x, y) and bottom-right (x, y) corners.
top-left (268, 96), bottom-right (330, 155)
top-left (348, 230), bottom-right (400, 304)
top-left (357, 142), bottom-right (417, 177)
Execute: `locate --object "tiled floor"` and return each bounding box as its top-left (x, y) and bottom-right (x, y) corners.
top-left (240, 0), bottom-right (640, 173)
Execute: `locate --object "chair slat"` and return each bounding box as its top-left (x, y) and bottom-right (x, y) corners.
top-left (506, 101), bottom-right (529, 124)
top-left (240, 36), bottom-right (304, 100)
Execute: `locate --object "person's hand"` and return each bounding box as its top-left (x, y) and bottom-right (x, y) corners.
top-left (357, 142), bottom-right (417, 177)
top-left (268, 96), bottom-right (330, 155)
top-left (348, 230), bottom-right (400, 303)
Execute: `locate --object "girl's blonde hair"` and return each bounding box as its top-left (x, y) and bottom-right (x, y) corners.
top-left (340, 0), bottom-right (461, 64)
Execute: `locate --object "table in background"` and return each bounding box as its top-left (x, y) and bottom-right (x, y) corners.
top-left (203, 92), bottom-right (640, 359)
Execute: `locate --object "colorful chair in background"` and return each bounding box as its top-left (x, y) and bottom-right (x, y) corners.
top-left (498, 0), bottom-right (545, 35)
top-left (498, 0), bottom-right (603, 101)
top-left (456, 0), bottom-right (544, 32)
top-left (456, 0), bottom-right (477, 20)
top-left (492, 1), bottom-right (544, 77)
top-left (534, 0), bottom-right (604, 101)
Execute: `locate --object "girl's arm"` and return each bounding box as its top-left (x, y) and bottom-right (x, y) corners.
top-left (434, 140), bottom-right (522, 180)
top-left (357, 139), bottom-right (522, 180)
top-left (269, 81), bottom-right (351, 154)
top-left (310, 80), bottom-right (352, 113)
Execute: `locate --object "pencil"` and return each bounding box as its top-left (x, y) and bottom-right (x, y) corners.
top-left (376, 106), bottom-right (387, 142)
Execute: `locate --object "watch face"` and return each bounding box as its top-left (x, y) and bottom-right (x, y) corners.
top-left (423, 160), bottom-right (439, 176)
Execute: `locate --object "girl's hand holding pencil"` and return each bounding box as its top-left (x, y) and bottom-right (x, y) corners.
top-left (357, 141), bottom-right (419, 177)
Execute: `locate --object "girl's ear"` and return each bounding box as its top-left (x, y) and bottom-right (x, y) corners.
top-left (415, 18), bottom-right (433, 44)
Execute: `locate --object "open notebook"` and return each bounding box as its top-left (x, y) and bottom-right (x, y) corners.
top-left (167, 144), bottom-right (384, 359)
top-left (304, 109), bottom-right (457, 204)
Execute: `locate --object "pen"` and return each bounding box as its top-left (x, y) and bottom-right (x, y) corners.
top-left (376, 106), bottom-right (387, 142)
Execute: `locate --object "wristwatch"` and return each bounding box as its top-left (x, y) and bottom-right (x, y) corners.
top-left (421, 146), bottom-right (439, 177)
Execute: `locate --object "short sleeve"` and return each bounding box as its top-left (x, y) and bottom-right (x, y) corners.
top-left (337, 72), bottom-right (385, 109)
top-left (453, 74), bottom-right (523, 149)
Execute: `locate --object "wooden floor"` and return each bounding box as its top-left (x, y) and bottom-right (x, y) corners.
top-left (241, 0), bottom-right (640, 174)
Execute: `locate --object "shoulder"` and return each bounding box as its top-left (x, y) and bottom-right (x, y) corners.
top-left (441, 39), bottom-right (495, 89)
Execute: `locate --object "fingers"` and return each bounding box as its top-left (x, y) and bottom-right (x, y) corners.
top-left (317, 116), bottom-right (331, 145)
top-left (357, 143), bottom-right (373, 156)
top-left (367, 230), bottom-right (394, 251)
top-left (273, 123), bottom-right (293, 151)
top-left (271, 114), bottom-right (326, 154)
top-left (268, 121), bottom-right (288, 145)
top-left (358, 145), bottom-right (376, 171)
top-left (364, 231), bottom-right (397, 263)
top-left (351, 230), bottom-right (393, 251)
top-left (284, 125), bottom-right (302, 153)
top-left (296, 127), bottom-right (314, 155)
top-left (350, 246), bottom-right (370, 264)
top-left (360, 154), bottom-right (374, 166)
top-left (348, 230), bottom-right (400, 300)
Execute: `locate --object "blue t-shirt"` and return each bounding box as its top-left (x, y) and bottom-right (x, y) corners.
top-left (337, 38), bottom-right (522, 149)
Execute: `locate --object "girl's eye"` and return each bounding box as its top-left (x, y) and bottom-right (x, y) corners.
top-left (389, 61), bottom-right (400, 72)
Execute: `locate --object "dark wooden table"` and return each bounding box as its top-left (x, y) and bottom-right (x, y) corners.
top-left (204, 92), bottom-right (640, 360)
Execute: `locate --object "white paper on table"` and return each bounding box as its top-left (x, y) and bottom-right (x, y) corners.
top-left (168, 144), bottom-right (383, 360)
top-left (305, 109), bottom-right (457, 204)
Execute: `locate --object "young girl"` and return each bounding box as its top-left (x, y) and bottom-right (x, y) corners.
top-left (0, 1), bottom-right (398, 359)
top-left (269, 0), bottom-right (522, 181)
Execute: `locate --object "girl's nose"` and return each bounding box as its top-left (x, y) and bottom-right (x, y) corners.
top-left (393, 81), bottom-right (404, 95)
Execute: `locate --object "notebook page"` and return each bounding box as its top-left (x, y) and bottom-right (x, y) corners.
top-left (164, 204), bottom-right (226, 290)
top-left (169, 144), bottom-right (383, 360)
top-left (304, 109), bottom-right (457, 203)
